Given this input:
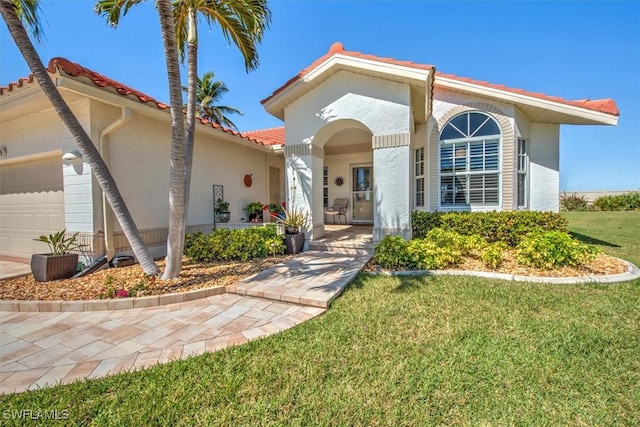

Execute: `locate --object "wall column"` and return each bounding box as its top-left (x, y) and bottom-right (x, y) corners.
top-left (372, 132), bottom-right (412, 242)
top-left (285, 143), bottom-right (325, 247)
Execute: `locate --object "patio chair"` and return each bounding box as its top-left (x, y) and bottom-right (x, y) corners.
top-left (325, 198), bottom-right (349, 224)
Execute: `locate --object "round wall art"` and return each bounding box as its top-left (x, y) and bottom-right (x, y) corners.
top-left (334, 176), bottom-right (344, 187)
top-left (244, 174), bottom-right (253, 187)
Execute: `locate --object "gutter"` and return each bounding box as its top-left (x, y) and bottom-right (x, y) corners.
top-left (99, 107), bottom-right (131, 261)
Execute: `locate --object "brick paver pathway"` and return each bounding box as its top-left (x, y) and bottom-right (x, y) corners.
top-left (1, 251), bottom-right (371, 394)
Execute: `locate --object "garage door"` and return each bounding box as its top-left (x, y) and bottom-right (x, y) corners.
top-left (0, 156), bottom-right (65, 259)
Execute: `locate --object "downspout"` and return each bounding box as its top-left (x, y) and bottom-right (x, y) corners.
top-left (99, 107), bottom-right (131, 261)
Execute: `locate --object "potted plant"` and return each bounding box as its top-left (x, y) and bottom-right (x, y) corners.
top-left (267, 203), bottom-right (285, 221)
top-left (245, 201), bottom-right (264, 222)
top-left (273, 206), bottom-right (308, 254)
top-left (31, 229), bottom-right (86, 282)
top-left (215, 198), bottom-right (230, 223)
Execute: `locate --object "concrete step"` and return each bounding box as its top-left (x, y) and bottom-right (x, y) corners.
top-left (308, 243), bottom-right (373, 255)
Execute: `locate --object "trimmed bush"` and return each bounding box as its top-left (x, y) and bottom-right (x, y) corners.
top-left (482, 242), bottom-right (508, 269)
top-left (373, 235), bottom-right (410, 268)
top-left (184, 225), bottom-right (285, 262)
top-left (407, 239), bottom-right (461, 270)
top-left (593, 192), bottom-right (640, 211)
top-left (560, 193), bottom-right (589, 211)
top-left (411, 211), bottom-right (568, 246)
top-left (516, 231), bottom-right (600, 270)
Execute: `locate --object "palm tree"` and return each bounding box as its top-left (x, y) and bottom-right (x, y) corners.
top-left (188, 71), bottom-right (243, 130)
top-left (0, 0), bottom-right (160, 275)
top-left (97, 0), bottom-right (270, 279)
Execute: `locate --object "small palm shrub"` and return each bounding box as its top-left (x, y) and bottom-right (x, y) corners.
top-left (593, 192), bottom-right (640, 211)
top-left (184, 225), bottom-right (284, 262)
top-left (560, 192), bottom-right (589, 211)
top-left (516, 231), bottom-right (600, 270)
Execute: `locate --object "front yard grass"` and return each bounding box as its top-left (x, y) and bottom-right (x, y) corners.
top-left (1, 212), bottom-right (638, 425)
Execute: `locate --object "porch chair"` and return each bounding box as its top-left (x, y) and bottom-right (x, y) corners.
top-left (325, 198), bottom-right (349, 224)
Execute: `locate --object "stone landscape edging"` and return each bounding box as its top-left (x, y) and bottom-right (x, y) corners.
top-left (0, 285), bottom-right (225, 313)
top-left (2, 259), bottom-right (639, 313)
top-left (367, 258), bottom-right (640, 284)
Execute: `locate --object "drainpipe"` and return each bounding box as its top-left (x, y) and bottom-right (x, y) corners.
top-left (99, 107), bottom-right (131, 261)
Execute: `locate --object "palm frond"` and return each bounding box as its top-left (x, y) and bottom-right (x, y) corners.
top-left (94, 0), bottom-right (144, 27)
top-left (11, 0), bottom-right (43, 41)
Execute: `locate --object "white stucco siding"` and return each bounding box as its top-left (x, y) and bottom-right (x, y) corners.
top-left (529, 123), bottom-right (560, 211)
top-left (0, 98), bottom-right (91, 160)
top-left (107, 112), bottom-right (281, 230)
top-left (284, 70), bottom-right (411, 147)
top-left (373, 145), bottom-right (411, 241)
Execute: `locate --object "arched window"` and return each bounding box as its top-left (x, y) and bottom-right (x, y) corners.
top-left (439, 112), bottom-right (501, 206)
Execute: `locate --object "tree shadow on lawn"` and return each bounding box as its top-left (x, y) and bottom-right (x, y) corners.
top-left (570, 231), bottom-right (620, 248)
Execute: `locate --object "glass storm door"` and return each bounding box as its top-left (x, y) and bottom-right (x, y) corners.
top-left (352, 165), bottom-right (373, 223)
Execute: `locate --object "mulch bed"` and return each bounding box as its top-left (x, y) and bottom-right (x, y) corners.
top-left (0, 256), bottom-right (292, 301)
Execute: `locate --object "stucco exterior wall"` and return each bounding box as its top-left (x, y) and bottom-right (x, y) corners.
top-left (106, 110), bottom-right (283, 232)
top-left (529, 123), bottom-right (560, 211)
top-left (283, 70), bottom-right (412, 240)
top-left (285, 71), bottom-right (411, 147)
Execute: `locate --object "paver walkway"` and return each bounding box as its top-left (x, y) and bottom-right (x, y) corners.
top-left (0, 251), bottom-right (372, 394)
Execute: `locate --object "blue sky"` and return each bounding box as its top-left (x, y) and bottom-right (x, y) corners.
top-left (1, 0), bottom-right (638, 191)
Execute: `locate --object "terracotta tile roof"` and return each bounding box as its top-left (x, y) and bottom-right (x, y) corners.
top-left (261, 42), bottom-right (618, 117)
top-left (0, 74), bottom-right (36, 95)
top-left (243, 126), bottom-right (286, 146)
top-left (436, 72), bottom-right (619, 116)
top-left (261, 42), bottom-right (435, 105)
top-left (1, 57), bottom-right (272, 147)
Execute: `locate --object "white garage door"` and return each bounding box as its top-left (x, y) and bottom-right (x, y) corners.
top-left (0, 156), bottom-right (65, 259)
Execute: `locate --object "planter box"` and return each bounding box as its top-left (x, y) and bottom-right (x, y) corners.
top-left (285, 233), bottom-right (305, 254)
top-left (31, 253), bottom-right (79, 282)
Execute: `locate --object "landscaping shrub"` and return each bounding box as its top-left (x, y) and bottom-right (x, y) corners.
top-left (516, 231), bottom-right (600, 269)
top-left (411, 211), bottom-right (568, 246)
top-left (593, 192), bottom-right (640, 211)
top-left (560, 192), bottom-right (589, 211)
top-left (407, 238), bottom-right (461, 270)
top-left (373, 235), bottom-right (410, 268)
top-left (184, 225), bottom-right (285, 262)
top-left (481, 242), bottom-right (508, 269)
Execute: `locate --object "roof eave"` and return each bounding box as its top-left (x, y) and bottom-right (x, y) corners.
top-left (436, 77), bottom-right (619, 126)
top-left (263, 53), bottom-right (433, 122)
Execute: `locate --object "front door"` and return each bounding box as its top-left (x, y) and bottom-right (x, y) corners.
top-left (351, 165), bottom-right (373, 223)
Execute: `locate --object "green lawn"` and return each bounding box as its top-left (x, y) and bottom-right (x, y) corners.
top-left (1, 212), bottom-right (639, 426)
top-left (563, 210), bottom-right (640, 266)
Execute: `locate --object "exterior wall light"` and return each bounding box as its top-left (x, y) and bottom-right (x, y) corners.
top-left (62, 151), bottom-right (82, 161)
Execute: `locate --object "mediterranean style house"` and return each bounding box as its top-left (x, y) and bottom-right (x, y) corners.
top-left (0, 43), bottom-right (619, 259)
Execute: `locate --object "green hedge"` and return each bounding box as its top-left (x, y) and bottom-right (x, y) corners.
top-left (516, 231), bottom-right (600, 269)
top-left (184, 225), bottom-right (285, 262)
top-left (411, 211), bottom-right (568, 247)
top-left (593, 192), bottom-right (640, 211)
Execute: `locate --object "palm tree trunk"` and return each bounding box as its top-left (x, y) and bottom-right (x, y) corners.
top-left (1, 1), bottom-right (159, 276)
top-left (157, 0), bottom-right (187, 280)
top-left (180, 8), bottom-right (198, 269)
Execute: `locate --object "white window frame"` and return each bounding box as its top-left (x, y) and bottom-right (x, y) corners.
top-left (517, 138), bottom-right (529, 209)
top-left (414, 147), bottom-right (425, 208)
top-left (438, 112), bottom-right (502, 210)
